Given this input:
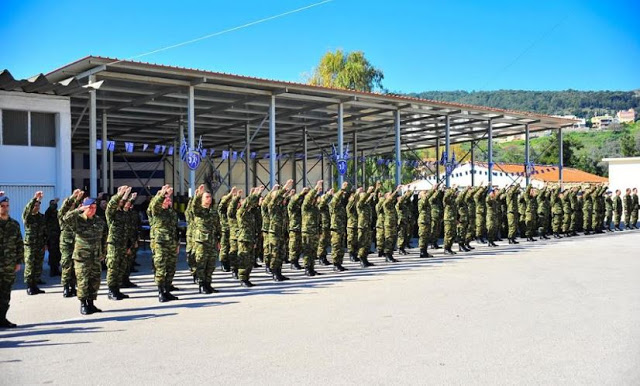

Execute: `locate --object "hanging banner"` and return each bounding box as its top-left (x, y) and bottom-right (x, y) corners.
top-left (186, 150), bottom-right (201, 170)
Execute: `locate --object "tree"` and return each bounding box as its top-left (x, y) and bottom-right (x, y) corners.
top-left (621, 133), bottom-right (639, 156)
top-left (308, 49), bottom-right (384, 92)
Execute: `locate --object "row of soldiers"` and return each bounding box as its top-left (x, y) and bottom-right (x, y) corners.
top-left (1, 181), bottom-right (638, 323)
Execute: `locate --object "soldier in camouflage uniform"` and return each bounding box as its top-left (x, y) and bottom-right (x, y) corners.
top-left (613, 189), bottom-right (623, 231)
top-left (316, 190), bottom-right (333, 265)
top-left (537, 187), bottom-right (551, 239)
top-left (575, 191), bottom-right (583, 233)
top-left (59, 189), bottom-right (82, 297)
top-left (523, 185), bottom-right (538, 241)
top-left (592, 184), bottom-right (606, 233)
top-left (23, 191), bottom-right (47, 295)
top-left (506, 185), bottom-right (520, 244)
top-left (442, 186), bottom-right (457, 255)
top-left (269, 179), bottom-right (294, 281)
top-left (191, 184), bottom-right (222, 293)
top-left (498, 189), bottom-right (508, 240)
top-left (474, 185), bottom-right (488, 243)
top-left (485, 188), bottom-right (499, 247)
top-left (465, 186), bottom-right (478, 249)
top-left (551, 187), bottom-right (564, 238)
top-left (227, 189), bottom-right (242, 278)
top-left (302, 180), bottom-right (324, 275)
top-left (518, 189), bottom-right (527, 239)
top-left (121, 196), bottom-right (140, 288)
top-left (562, 188), bottom-right (573, 236)
top-left (236, 186), bottom-right (264, 286)
top-left (604, 190), bottom-right (613, 231)
top-left (0, 193), bottom-right (23, 328)
top-left (582, 186), bottom-right (594, 235)
top-left (346, 189), bottom-right (359, 262)
top-left (630, 188), bottom-right (639, 229)
top-left (382, 185), bottom-right (401, 262)
top-left (149, 185), bottom-right (179, 302)
top-left (417, 188), bottom-right (434, 258)
top-left (329, 181), bottom-right (351, 270)
top-left (375, 192), bottom-right (385, 257)
top-left (456, 187), bottom-right (471, 252)
top-left (429, 186), bottom-right (444, 249)
top-left (63, 197), bottom-right (108, 315)
top-left (356, 185), bottom-right (376, 267)
top-left (260, 194), bottom-right (272, 272)
top-left (623, 188), bottom-right (633, 229)
top-left (44, 198), bottom-right (61, 277)
top-left (218, 188), bottom-right (235, 272)
top-left (396, 187), bottom-right (414, 255)
top-left (288, 187), bottom-right (308, 269)
top-left (105, 186), bottom-right (133, 300)
top-left (185, 188), bottom-right (197, 281)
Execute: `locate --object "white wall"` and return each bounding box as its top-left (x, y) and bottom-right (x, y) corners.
top-left (604, 157), bottom-right (640, 194)
top-left (411, 163), bottom-right (542, 190)
top-left (0, 90), bottom-right (72, 200)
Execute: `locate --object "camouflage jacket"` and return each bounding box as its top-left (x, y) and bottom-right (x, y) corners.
top-left (192, 193), bottom-right (222, 246)
top-left (58, 195), bottom-right (80, 243)
top-left (149, 191), bottom-right (178, 245)
top-left (62, 209), bottom-right (108, 261)
top-left (236, 193), bottom-right (260, 243)
top-left (356, 191), bottom-right (374, 229)
top-left (218, 192), bottom-right (233, 232)
top-left (301, 188), bottom-right (320, 233)
top-left (0, 216), bottom-right (24, 271)
top-left (288, 191), bottom-right (306, 232)
top-left (22, 198), bottom-right (46, 247)
top-left (268, 188), bottom-right (288, 236)
top-left (329, 189), bottom-right (348, 231)
top-left (227, 196), bottom-right (241, 240)
top-left (106, 194), bottom-right (129, 245)
top-left (317, 194), bottom-right (332, 230)
top-left (44, 203), bottom-right (60, 240)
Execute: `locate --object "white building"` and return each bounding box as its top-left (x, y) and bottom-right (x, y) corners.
top-left (602, 157), bottom-right (640, 194)
top-left (0, 90), bottom-right (72, 230)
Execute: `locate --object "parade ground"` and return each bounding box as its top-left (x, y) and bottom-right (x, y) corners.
top-left (2, 232), bottom-right (639, 385)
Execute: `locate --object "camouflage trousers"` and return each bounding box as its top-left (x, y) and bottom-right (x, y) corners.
top-left (552, 214), bottom-right (562, 233)
top-left (302, 232), bottom-right (318, 269)
top-left (23, 244), bottom-right (45, 286)
top-left (624, 211), bottom-right (631, 228)
top-left (507, 212), bottom-right (518, 239)
top-left (563, 213), bottom-right (571, 233)
top-left (331, 230), bottom-right (346, 265)
top-left (317, 228), bottom-right (330, 259)
top-left (74, 258), bottom-right (101, 301)
top-left (357, 227), bottom-right (371, 260)
top-left (262, 231), bottom-right (271, 267)
top-left (219, 229), bottom-right (230, 264)
top-left (383, 223), bottom-right (397, 255)
top-left (237, 240), bottom-right (254, 281)
top-left (397, 220), bottom-right (409, 249)
top-left (0, 273), bottom-right (16, 308)
top-left (47, 235), bottom-right (61, 269)
top-left (375, 225), bottom-right (385, 252)
top-left (60, 238), bottom-right (76, 287)
top-left (486, 217), bottom-right (498, 243)
top-left (430, 215), bottom-right (442, 243)
top-left (443, 220), bottom-right (455, 249)
top-left (583, 210), bottom-right (592, 231)
top-left (288, 230), bottom-right (302, 263)
top-left (613, 213), bottom-right (621, 228)
top-left (122, 246), bottom-right (137, 283)
top-left (525, 215), bottom-right (537, 238)
top-left (631, 210), bottom-right (638, 228)
top-left (153, 242), bottom-right (177, 287)
top-left (467, 215), bottom-right (476, 243)
top-left (538, 213), bottom-right (549, 236)
top-left (457, 220), bottom-right (467, 245)
top-left (418, 221), bottom-right (431, 250)
top-left (605, 211), bottom-right (612, 230)
top-left (475, 213), bottom-right (486, 238)
top-left (194, 241), bottom-right (217, 284)
top-left (570, 214), bottom-right (578, 232)
top-left (186, 241), bottom-right (196, 275)
top-left (346, 226), bottom-right (358, 255)
top-left (268, 232), bottom-right (286, 270)
top-left (106, 243), bottom-right (127, 288)
top-left (228, 233), bottom-right (238, 269)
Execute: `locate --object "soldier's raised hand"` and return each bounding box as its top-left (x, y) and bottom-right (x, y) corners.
top-left (0, 191), bottom-right (4, 197)
top-left (197, 184), bottom-right (205, 194)
top-left (34, 191), bottom-right (44, 200)
top-left (130, 192), bottom-right (137, 201)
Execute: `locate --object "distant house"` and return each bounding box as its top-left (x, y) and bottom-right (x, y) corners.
top-left (616, 109), bottom-right (636, 124)
top-left (591, 115), bottom-right (614, 129)
top-left (410, 162), bottom-right (608, 190)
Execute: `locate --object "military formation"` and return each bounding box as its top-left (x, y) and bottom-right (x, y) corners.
top-left (0, 181), bottom-right (639, 327)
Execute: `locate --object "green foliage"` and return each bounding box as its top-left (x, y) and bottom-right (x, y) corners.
top-left (407, 90), bottom-right (640, 118)
top-left (308, 49), bottom-right (385, 92)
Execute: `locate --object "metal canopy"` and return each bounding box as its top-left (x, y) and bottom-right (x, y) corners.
top-left (4, 56), bottom-right (574, 158)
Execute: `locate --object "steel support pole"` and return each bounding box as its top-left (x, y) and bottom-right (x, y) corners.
top-left (228, 146), bottom-right (232, 188)
top-left (487, 120), bottom-right (494, 187)
top-left (178, 121), bottom-right (185, 195)
top-left (337, 103), bottom-right (344, 187)
top-left (109, 151), bottom-right (114, 195)
top-left (302, 127), bottom-right (308, 187)
top-left (435, 131), bottom-right (440, 183)
top-left (321, 153), bottom-right (325, 190)
top-left (101, 112), bottom-right (108, 193)
top-left (353, 131), bottom-right (358, 186)
top-left (277, 146), bottom-right (282, 186)
top-left (394, 110), bottom-right (401, 187)
top-left (89, 75), bottom-right (97, 198)
top-left (269, 95), bottom-right (276, 188)
top-left (187, 86), bottom-right (195, 195)
top-left (172, 139), bottom-right (177, 189)
top-left (361, 150), bottom-right (366, 187)
top-left (445, 115), bottom-right (451, 188)
top-left (292, 153), bottom-right (297, 190)
top-left (471, 141), bottom-right (475, 186)
top-left (558, 127), bottom-right (564, 186)
top-left (245, 123), bottom-right (251, 193)
top-left (525, 124), bottom-right (530, 186)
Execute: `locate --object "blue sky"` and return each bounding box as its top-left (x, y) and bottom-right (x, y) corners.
top-left (1, 0), bottom-right (639, 92)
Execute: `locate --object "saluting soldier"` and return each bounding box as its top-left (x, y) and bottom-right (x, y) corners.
top-left (613, 189), bottom-right (623, 231)
top-left (316, 189), bottom-right (333, 265)
top-left (396, 187), bottom-right (413, 255)
top-left (269, 179), bottom-right (294, 281)
top-left (149, 185), bottom-right (179, 303)
top-left (442, 186), bottom-right (458, 255)
top-left (382, 185), bottom-right (401, 262)
top-left (631, 188), bottom-right (639, 229)
top-left (59, 189), bottom-right (83, 297)
top-left (429, 186), bottom-right (444, 249)
top-left (260, 193), bottom-right (272, 272)
top-left (485, 188), bottom-right (499, 248)
top-left (474, 185), bottom-right (488, 243)
top-left (417, 188), bottom-right (434, 258)
top-left (288, 187), bottom-right (307, 270)
top-left (227, 189), bottom-right (242, 278)
top-left (375, 191), bottom-right (385, 257)
top-left (456, 187), bottom-right (471, 252)
top-left (218, 187), bottom-right (235, 272)
top-left (236, 186), bottom-right (264, 286)
top-left (105, 186), bottom-right (133, 301)
top-left (301, 180), bottom-right (324, 275)
top-left (356, 185), bottom-right (375, 267)
top-left (346, 188), bottom-right (359, 262)
top-left (23, 191), bottom-right (47, 295)
top-left (551, 187), bottom-right (564, 238)
top-left (506, 185), bottom-right (520, 244)
top-left (191, 184), bottom-right (222, 293)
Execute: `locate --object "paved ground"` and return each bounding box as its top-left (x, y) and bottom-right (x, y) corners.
top-left (1, 231), bottom-right (640, 385)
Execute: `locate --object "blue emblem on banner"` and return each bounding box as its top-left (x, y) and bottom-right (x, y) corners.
top-left (337, 158), bottom-right (348, 175)
top-left (186, 150), bottom-right (201, 170)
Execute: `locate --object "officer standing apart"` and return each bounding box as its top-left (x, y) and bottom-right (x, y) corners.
top-left (44, 198), bottom-right (61, 277)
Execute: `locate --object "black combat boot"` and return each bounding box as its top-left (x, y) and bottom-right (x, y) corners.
top-left (164, 286), bottom-right (179, 301)
top-left (489, 241), bottom-right (499, 247)
top-left (62, 284), bottom-right (73, 298)
top-left (232, 267), bottom-right (239, 279)
top-left (26, 285), bottom-right (45, 295)
top-left (158, 286), bottom-right (169, 302)
top-left (265, 266), bottom-right (272, 274)
top-left (378, 250), bottom-right (384, 257)
top-left (305, 267), bottom-right (319, 276)
top-left (221, 260), bottom-right (231, 272)
top-left (419, 249), bottom-right (427, 258)
top-left (88, 299), bottom-right (102, 313)
top-left (319, 255), bottom-right (331, 266)
top-left (0, 305), bottom-right (17, 328)
top-left (443, 248), bottom-right (456, 255)
top-left (360, 258), bottom-right (374, 268)
top-left (272, 268), bottom-right (290, 281)
top-left (70, 285), bottom-right (77, 297)
top-left (80, 299), bottom-right (92, 315)
top-left (332, 263), bottom-right (347, 272)
top-left (108, 287), bottom-right (123, 301)
top-left (204, 282), bottom-right (218, 294)
top-left (253, 260), bottom-right (262, 268)
top-left (290, 260), bottom-right (302, 270)
top-left (458, 244), bottom-right (470, 252)
top-left (466, 243), bottom-right (475, 250)
top-left (240, 280), bottom-right (254, 287)
top-left (399, 248), bottom-right (408, 255)
top-left (432, 242), bottom-right (441, 249)
top-left (349, 253), bottom-right (361, 262)
top-left (198, 280), bottom-right (210, 294)
top-left (121, 279), bottom-right (138, 288)
top-left (385, 253), bottom-right (398, 263)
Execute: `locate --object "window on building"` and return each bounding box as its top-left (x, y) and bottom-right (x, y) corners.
top-left (2, 110), bottom-right (28, 145)
top-left (30, 112), bottom-right (56, 147)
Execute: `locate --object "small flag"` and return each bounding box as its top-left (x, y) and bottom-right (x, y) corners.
top-left (154, 145), bottom-right (161, 154)
top-left (161, 145), bottom-right (166, 154)
top-left (250, 152), bottom-right (257, 160)
top-left (222, 150), bottom-right (229, 160)
top-left (107, 141), bottom-right (115, 152)
top-left (200, 148), bottom-right (207, 157)
top-left (96, 140), bottom-right (102, 150)
top-left (232, 151), bottom-right (238, 161)
top-left (125, 142), bottom-right (134, 153)
top-left (167, 146), bottom-right (174, 155)
top-left (143, 144), bottom-right (149, 152)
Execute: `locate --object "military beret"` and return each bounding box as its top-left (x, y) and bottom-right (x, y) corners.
top-left (82, 198), bottom-right (96, 206)
top-left (606, 191), bottom-right (612, 194)
top-left (0, 196), bottom-right (8, 204)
